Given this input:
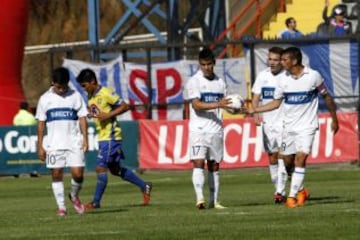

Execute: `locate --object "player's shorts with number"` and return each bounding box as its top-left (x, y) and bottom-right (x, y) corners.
top-left (189, 131), bottom-right (223, 162)
top-left (262, 123), bottom-right (282, 153)
top-left (46, 148), bottom-right (85, 168)
top-left (280, 128), bottom-right (316, 155)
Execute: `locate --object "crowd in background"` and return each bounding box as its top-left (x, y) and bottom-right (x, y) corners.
top-left (278, 0), bottom-right (358, 39)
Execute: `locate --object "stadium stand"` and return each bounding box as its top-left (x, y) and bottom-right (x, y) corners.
top-left (262, 0), bottom-right (338, 38)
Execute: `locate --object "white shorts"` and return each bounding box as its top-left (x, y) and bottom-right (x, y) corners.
top-left (280, 128), bottom-right (316, 155)
top-left (262, 123), bottom-right (282, 153)
top-left (188, 131), bottom-right (223, 163)
top-left (46, 149), bottom-right (85, 169)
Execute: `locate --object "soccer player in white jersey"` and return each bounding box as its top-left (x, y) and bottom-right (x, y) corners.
top-left (184, 47), bottom-right (232, 210)
top-left (252, 46), bottom-right (288, 204)
top-left (247, 47), bottom-right (339, 208)
top-left (36, 67), bottom-right (88, 216)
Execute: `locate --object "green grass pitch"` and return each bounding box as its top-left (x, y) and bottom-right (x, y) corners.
top-left (0, 163), bottom-right (359, 240)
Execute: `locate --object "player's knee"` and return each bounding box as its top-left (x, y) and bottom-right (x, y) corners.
top-left (73, 176), bottom-right (83, 184)
top-left (109, 168), bottom-right (118, 176)
top-left (109, 164), bottom-right (121, 176)
top-left (285, 165), bottom-right (294, 176)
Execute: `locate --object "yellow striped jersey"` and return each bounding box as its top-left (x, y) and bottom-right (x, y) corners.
top-left (88, 86), bottom-right (123, 141)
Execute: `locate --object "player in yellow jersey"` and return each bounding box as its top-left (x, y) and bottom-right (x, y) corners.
top-left (76, 68), bottom-right (152, 210)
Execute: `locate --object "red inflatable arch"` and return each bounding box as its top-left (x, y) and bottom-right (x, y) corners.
top-left (0, 1), bottom-right (29, 125)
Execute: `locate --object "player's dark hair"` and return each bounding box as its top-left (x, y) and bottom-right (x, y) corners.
top-left (269, 46), bottom-right (283, 55)
top-left (199, 47), bottom-right (215, 63)
top-left (77, 68), bottom-right (97, 84)
top-left (52, 67), bottom-right (70, 85)
top-left (282, 46), bottom-right (302, 65)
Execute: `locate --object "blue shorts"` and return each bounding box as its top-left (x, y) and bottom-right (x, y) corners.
top-left (97, 140), bottom-right (125, 168)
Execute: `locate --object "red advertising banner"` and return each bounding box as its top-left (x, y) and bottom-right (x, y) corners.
top-left (139, 112), bottom-right (358, 169)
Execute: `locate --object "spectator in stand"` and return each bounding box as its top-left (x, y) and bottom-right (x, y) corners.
top-left (278, 17), bottom-right (303, 39)
top-left (323, 0), bottom-right (352, 36)
top-left (13, 101), bottom-right (37, 126)
top-left (349, 2), bottom-right (360, 33)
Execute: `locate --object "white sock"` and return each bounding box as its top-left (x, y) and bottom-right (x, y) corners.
top-left (289, 167), bottom-right (305, 198)
top-left (192, 168), bottom-right (205, 202)
top-left (208, 171), bottom-right (220, 204)
top-left (52, 181), bottom-right (66, 210)
top-left (269, 164), bottom-right (278, 191)
top-left (276, 159), bottom-right (288, 196)
top-left (70, 178), bottom-right (82, 200)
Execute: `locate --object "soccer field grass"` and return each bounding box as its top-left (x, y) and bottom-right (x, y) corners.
top-left (0, 164), bottom-right (359, 240)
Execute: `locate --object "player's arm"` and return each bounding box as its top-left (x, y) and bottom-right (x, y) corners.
top-left (247, 99), bottom-right (282, 114)
top-left (37, 120), bottom-right (46, 162)
top-left (79, 117), bottom-right (88, 152)
top-left (191, 97), bottom-right (231, 111)
top-left (322, 92), bottom-right (339, 134)
top-left (323, 0), bottom-right (330, 23)
top-left (184, 100), bottom-right (190, 119)
top-left (251, 94), bottom-right (262, 126)
top-left (95, 100), bottom-right (130, 121)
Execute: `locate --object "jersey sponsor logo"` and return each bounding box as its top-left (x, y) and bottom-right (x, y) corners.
top-left (261, 87), bottom-right (275, 99)
top-left (283, 90), bottom-right (317, 104)
top-left (46, 108), bottom-right (78, 122)
top-left (90, 104), bottom-right (100, 115)
top-left (200, 92), bottom-right (224, 103)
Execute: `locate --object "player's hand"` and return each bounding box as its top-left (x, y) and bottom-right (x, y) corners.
top-left (82, 140), bottom-right (89, 153)
top-left (92, 111), bottom-right (110, 121)
top-left (37, 146), bottom-right (46, 162)
top-left (253, 114), bottom-right (262, 126)
top-left (242, 106), bottom-right (255, 115)
top-left (219, 97), bottom-right (232, 109)
top-left (331, 118), bottom-right (339, 134)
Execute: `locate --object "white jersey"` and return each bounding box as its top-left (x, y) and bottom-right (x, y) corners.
top-left (274, 66), bottom-right (327, 131)
top-left (36, 87), bottom-right (88, 151)
top-left (184, 70), bottom-right (226, 133)
top-left (252, 68), bottom-right (284, 125)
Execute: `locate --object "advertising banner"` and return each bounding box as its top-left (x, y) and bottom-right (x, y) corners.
top-left (139, 112), bottom-right (358, 169)
top-left (63, 56), bottom-right (249, 120)
top-left (252, 41), bottom-right (359, 112)
top-left (0, 122), bottom-right (139, 175)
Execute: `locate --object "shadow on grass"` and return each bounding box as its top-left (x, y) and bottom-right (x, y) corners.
top-left (307, 196), bottom-right (355, 205)
top-left (236, 196), bottom-right (354, 207)
top-left (120, 203), bottom-right (148, 208)
top-left (84, 208), bottom-right (128, 214)
top-left (84, 203), bottom-right (148, 214)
